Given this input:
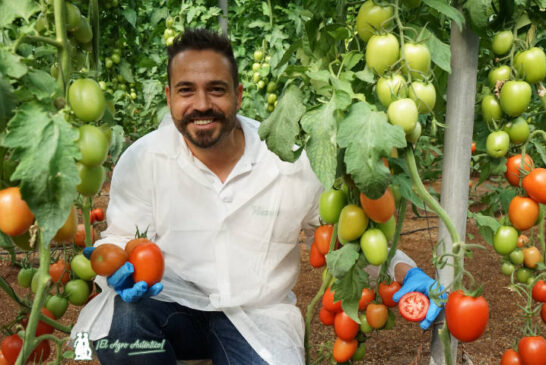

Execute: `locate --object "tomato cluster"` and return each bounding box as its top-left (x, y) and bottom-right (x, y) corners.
top-left (245, 48), bottom-right (279, 113)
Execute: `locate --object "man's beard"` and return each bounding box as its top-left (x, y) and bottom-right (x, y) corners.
top-left (174, 109), bottom-right (236, 149)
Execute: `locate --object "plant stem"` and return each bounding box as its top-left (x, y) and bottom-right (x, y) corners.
top-left (89, 0), bottom-right (100, 71)
top-left (267, 0), bottom-right (273, 28)
top-left (538, 205), bottom-right (545, 265)
top-left (83, 196), bottom-right (93, 247)
top-left (305, 269), bottom-right (331, 364)
top-left (378, 197), bottom-right (407, 281)
top-left (17, 35), bottom-right (62, 49)
top-left (438, 326), bottom-right (454, 365)
top-left (53, 0), bottom-right (71, 92)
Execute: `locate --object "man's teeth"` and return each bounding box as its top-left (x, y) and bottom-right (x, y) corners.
top-left (194, 119), bottom-right (213, 125)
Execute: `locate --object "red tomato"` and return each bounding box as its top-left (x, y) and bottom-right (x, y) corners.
top-left (471, 142), bottom-right (476, 154)
top-left (49, 259), bottom-right (70, 285)
top-left (532, 280), bottom-right (546, 302)
top-left (322, 287), bottom-right (342, 313)
top-left (378, 281), bottom-right (401, 307)
top-left (359, 187), bottom-right (395, 223)
top-left (0, 350), bottom-right (7, 365)
top-left (505, 154), bottom-right (534, 186)
top-left (501, 349), bottom-right (522, 365)
top-left (518, 336), bottom-right (546, 365)
top-left (358, 288), bottom-right (375, 311)
top-left (319, 307), bottom-right (335, 326)
top-left (125, 237), bottom-right (154, 255)
top-left (309, 243), bottom-right (326, 268)
top-left (508, 196), bottom-right (539, 231)
top-left (398, 292), bottom-right (429, 322)
top-left (541, 303), bottom-right (546, 324)
top-left (332, 337), bottom-right (358, 363)
top-left (522, 168), bottom-right (546, 204)
top-left (129, 242), bottom-right (164, 286)
top-left (91, 208), bottom-right (105, 222)
top-left (0, 335), bottom-right (50, 365)
top-left (74, 224), bottom-right (97, 248)
top-left (517, 234), bottom-right (529, 248)
top-left (334, 311), bottom-right (359, 341)
top-left (366, 303), bottom-right (388, 329)
top-left (90, 243), bottom-right (128, 276)
top-left (523, 247), bottom-right (542, 269)
top-left (314, 224), bottom-right (334, 255)
top-left (445, 290), bottom-right (489, 342)
top-left (0, 187), bottom-right (35, 237)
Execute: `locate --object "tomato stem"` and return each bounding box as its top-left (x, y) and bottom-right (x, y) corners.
top-left (89, 0), bottom-right (101, 71)
top-left (53, 0), bottom-right (71, 92)
top-left (82, 197), bottom-right (93, 247)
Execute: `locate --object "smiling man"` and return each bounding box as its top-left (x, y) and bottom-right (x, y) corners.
top-left (72, 29), bottom-right (443, 365)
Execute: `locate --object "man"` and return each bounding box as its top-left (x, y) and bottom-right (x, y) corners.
top-left (72, 29), bottom-right (442, 364)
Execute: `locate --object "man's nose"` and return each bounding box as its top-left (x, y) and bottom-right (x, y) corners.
top-left (194, 90), bottom-right (212, 111)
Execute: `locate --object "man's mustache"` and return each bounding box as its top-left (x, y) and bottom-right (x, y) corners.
top-left (181, 110), bottom-right (226, 125)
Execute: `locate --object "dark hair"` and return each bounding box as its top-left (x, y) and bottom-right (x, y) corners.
top-left (167, 28), bottom-right (239, 88)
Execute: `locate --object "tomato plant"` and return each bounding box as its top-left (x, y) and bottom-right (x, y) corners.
top-left (493, 226), bottom-right (518, 255)
top-left (309, 243), bottom-right (326, 268)
top-left (398, 292), bottom-right (429, 322)
top-left (319, 307), bottom-right (335, 326)
top-left (401, 43), bottom-right (431, 80)
top-left (532, 280), bottom-right (546, 303)
top-left (522, 168), bottom-right (546, 204)
top-left (76, 163), bottom-right (106, 197)
top-left (499, 81), bottom-right (532, 117)
top-left (376, 74), bottom-right (407, 107)
top-left (65, 279), bottom-right (91, 306)
top-left (322, 287), bottom-right (342, 313)
top-left (49, 259), bottom-right (71, 286)
top-left (53, 206), bottom-right (78, 242)
top-left (491, 30), bottom-right (514, 55)
top-left (319, 189), bottom-right (346, 224)
top-left (129, 242), bottom-right (164, 286)
top-left (486, 131), bottom-right (510, 158)
top-left (334, 311), bottom-right (359, 341)
top-left (90, 243), bottom-right (128, 276)
top-left (46, 295), bottom-right (69, 319)
top-left (71, 254), bottom-right (96, 281)
top-left (408, 81), bottom-right (436, 114)
top-left (523, 247), bottom-right (542, 269)
top-left (378, 281), bottom-right (401, 308)
top-left (445, 290), bottom-right (489, 342)
top-left (74, 224), bottom-right (97, 248)
top-left (332, 337), bottom-right (358, 363)
top-left (488, 65), bottom-right (511, 87)
top-left (365, 303), bottom-right (388, 329)
top-left (387, 98), bottom-right (418, 134)
top-left (359, 187), bottom-right (395, 224)
top-left (358, 288), bottom-right (375, 311)
top-left (500, 349), bottom-right (522, 365)
top-left (508, 196), bottom-right (539, 231)
top-left (366, 34), bottom-right (399, 76)
top-left (77, 124), bottom-right (109, 167)
top-left (0, 187), bottom-right (35, 237)
top-left (355, 1), bottom-right (393, 42)
top-left (314, 224), bottom-right (334, 255)
top-left (518, 336), bottom-right (546, 365)
top-left (91, 208), bottom-right (105, 222)
top-left (514, 47), bottom-right (546, 83)
top-left (360, 229), bottom-right (388, 265)
top-left (338, 205), bottom-right (368, 242)
top-left (505, 154), bottom-right (534, 187)
top-left (17, 267), bottom-right (36, 289)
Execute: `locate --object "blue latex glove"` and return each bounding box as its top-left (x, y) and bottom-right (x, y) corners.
top-left (392, 267), bottom-right (447, 330)
top-left (82, 247), bottom-right (163, 303)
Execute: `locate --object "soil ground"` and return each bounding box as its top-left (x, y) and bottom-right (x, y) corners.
top-left (1, 178), bottom-right (544, 364)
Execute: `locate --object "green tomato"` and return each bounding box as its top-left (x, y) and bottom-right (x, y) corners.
top-left (253, 50), bottom-right (264, 62)
top-left (266, 81), bottom-right (277, 93)
top-left (260, 63), bottom-right (271, 75)
top-left (491, 30), bottom-right (513, 56)
top-left (352, 343), bottom-right (366, 361)
top-left (65, 279), bottom-right (90, 306)
top-left (68, 79), bottom-right (106, 122)
top-left (387, 98), bottom-right (418, 133)
top-left (164, 28), bottom-right (175, 40)
top-left (74, 16), bottom-right (93, 43)
top-left (500, 80), bottom-right (532, 117)
top-left (505, 117), bottom-right (529, 144)
top-left (501, 262), bottom-right (515, 276)
top-left (481, 94), bottom-right (503, 123)
top-left (50, 64), bottom-right (59, 79)
top-left (402, 43), bottom-right (431, 80)
top-left (338, 205), bottom-right (369, 242)
top-left (406, 122), bottom-right (421, 144)
top-left (165, 16), bottom-right (174, 28)
top-left (378, 216), bottom-right (396, 241)
top-left (111, 53), bottom-right (121, 64)
top-left (509, 248), bottom-right (524, 265)
top-left (71, 254), bottom-right (96, 281)
top-left (356, 1), bottom-right (394, 42)
top-left (485, 131), bottom-right (510, 158)
top-left (166, 36), bottom-right (174, 46)
top-left (65, 2), bottom-right (81, 32)
top-left (46, 295), bottom-right (69, 319)
top-left (376, 74), bottom-right (407, 107)
top-left (360, 228), bottom-right (388, 265)
top-left (493, 225), bottom-right (518, 255)
top-left (35, 14), bottom-right (48, 33)
top-left (514, 47), bottom-right (546, 83)
top-left (359, 313), bottom-right (373, 333)
top-left (257, 80), bottom-right (266, 89)
top-left (17, 267), bottom-right (36, 288)
top-left (76, 163), bottom-right (105, 196)
top-left (77, 125), bottom-right (109, 167)
top-left (105, 58), bottom-right (113, 69)
top-left (252, 72), bottom-right (260, 83)
top-left (515, 267), bottom-right (534, 284)
top-left (252, 63), bottom-right (261, 72)
top-left (488, 65), bottom-right (511, 88)
top-left (319, 189), bottom-right (347, 224)
top-left (267, 93), bottom-right (277, 104)
top-left (366, 34), bottom-right (399, 75)
top-left (408, 81), bottom-right (436, 114)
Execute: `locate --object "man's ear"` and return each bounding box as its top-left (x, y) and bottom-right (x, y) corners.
top-left (165, 85), bottom-right (171, 108)
top-left (236, 83), bottom-right (243, 111)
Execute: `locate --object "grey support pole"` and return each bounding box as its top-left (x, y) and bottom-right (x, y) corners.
top-left (218, 0), bottom-right (228, 35)
top-left (429, 14), bottom-right (479, 365)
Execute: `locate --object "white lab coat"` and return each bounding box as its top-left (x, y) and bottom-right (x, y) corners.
top-left (71, 115), bottom-right (415, 364)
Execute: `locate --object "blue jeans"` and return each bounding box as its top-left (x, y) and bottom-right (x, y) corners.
top-left (93, 296), bottom-right (268, 365)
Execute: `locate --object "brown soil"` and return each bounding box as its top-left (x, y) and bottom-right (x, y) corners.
top-left (1, 178), bottom-right (545, 364)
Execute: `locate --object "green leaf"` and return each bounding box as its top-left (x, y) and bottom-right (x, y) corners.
top-left (0, 0), bottom-right (40, 27)
top-left (331, 254), bottom-right (369, 322)
top-left (109, 125), bottom-right (125, 164)
top-left (468, 211), bottom-right (500, 245)
top-left (330, 76), bottom-right (354, 98)
top-left (333, 90), bottom-right (352, 110)
top-left (122, 8), bottom-right (137, 28)
top-left (355, 66), bottom-right (375, 84)
top-left (391, 173), bottom-right (427, 210)
top-left (531, 139), bottom-right (546, 166)
top-left (301, 101), bottom-right (337, 189)
top-left (0, 231), bottom-right (14, 259)
top-left (326, 243), bottom-right (360, 278)
top-left (2, 103), bottom-right (80, 246)
top-left (142, 79), bottom-right (163, 109)
top-left (258, 85), bottom-right (306, 162)
top-left (422, 0), bottom-right (465, 31)
top-left (0, 49), bottom-right (28, 79)
top-left (0, 78), bottom-right (15, 129)
top-left (150, 8), bottom-right (168, 25)
top-left (342, 51), bottom-right (364, 71)
top-left (23, 69), bottom-right (58, 101)
top-left (463, 0), bottom-right (493, 32)
top-left (423, 30), bottom-right (451, 73)
top-left (338, 102), bottom-right (407, 198)
top-left (119, 61), bottom-right (135, 83)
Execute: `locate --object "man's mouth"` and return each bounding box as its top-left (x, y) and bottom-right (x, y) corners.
top-left (193, 119), bottom-right (214, 126)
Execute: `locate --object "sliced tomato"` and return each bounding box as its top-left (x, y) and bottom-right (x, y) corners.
top-left (398, 291), bottom-right (429, 322)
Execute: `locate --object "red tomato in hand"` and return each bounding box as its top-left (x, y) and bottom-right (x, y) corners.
top-left (314, 224), bottom-right (334, 255)
top-left (91, 243), bottom-right (128, 276)
top-left (319, 307), bottom-right (335, 326)
top-left (445, 290), bottom-right (489, 342)
top-left (379, 281), bottom-right (401, 307)
top-left (49, 259), bottom-right (70, 285)
top-left (334, 311), bottom-right (359, 341)
top-left (322, 287), bottom-right (342, 313)
top-left (501, 349), bottom-right (522, 365)
top-left (309, 243), bottom-right (326, 268)
top-left (366, 303), bottom-right (388, 329)
top-left (532, 280), bottom-right (546, 302)
top-left (505, 154), bottom-right (534, 186)
top-left (129, 242), bottom-right (164, 286)
top-left (358, 288), bottom-right (375, 311)
top-left (518, 336), bottom-right (546, 365)
top-left (398, 292), bottom-right (429, 322)
top-left (522, 168), bottom-right (546, 204)
top-left (332, 337), bottom-right (358, 363)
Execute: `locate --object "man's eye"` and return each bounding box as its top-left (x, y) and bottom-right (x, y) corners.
top-left (211, 87), bottom-right (225, 94)
top-left (178, 88), bottom-right (192, 93)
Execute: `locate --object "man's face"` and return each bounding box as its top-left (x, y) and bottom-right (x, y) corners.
top-left (166, 49), bottom-right (243, 149)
